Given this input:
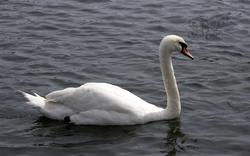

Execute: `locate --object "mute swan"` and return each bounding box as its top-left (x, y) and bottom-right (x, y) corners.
top-left (21, 35), bottom-right (193, 125)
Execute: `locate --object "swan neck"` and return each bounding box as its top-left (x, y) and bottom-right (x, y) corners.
top-left (159, 49), bottom-right (181, 116)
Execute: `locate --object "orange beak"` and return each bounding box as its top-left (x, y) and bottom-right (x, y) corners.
top-left (181, 47), bottom-right (193, 60)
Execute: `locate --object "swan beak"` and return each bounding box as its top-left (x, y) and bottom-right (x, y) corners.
top-left (181, 47), bottom-right (194, 60)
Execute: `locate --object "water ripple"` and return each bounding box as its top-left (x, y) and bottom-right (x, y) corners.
top-left (0, 0), bottom-right (249, 155)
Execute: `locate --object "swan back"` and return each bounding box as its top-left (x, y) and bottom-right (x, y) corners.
top-left (44, 83), bottom-right (164, 124)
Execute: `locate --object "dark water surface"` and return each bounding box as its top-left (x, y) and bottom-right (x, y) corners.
top-left (1, 0), bottom-right (250, 155)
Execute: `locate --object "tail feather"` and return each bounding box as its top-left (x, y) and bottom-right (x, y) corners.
top-left (19, 91), bottom-right (45, 108)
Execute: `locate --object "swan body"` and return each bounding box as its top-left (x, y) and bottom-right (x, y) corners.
top-left (21, 35), bottom-right (193, 125)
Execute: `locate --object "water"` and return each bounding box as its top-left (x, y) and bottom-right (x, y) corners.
top-left (0, 0), bottom-right (250, 155)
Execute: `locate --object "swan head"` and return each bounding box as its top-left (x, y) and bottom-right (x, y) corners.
top-left (160, 35), bottom-right (193, 59)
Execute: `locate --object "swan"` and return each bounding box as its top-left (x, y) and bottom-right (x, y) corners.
top-left (21, 35), bottom-right (193, 125)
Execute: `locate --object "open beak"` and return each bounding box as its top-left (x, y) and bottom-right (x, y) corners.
top-left (181, 47), bottom-right (194, 60)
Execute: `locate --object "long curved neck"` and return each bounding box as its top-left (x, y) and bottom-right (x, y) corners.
top-left (159, 47), bottom-right (181, 116)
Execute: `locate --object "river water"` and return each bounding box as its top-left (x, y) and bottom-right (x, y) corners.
top-left (0, 0), bottom-right (250, 155)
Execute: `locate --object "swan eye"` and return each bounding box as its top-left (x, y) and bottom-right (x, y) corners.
top-left (179, 42), bottom-right (187, 48)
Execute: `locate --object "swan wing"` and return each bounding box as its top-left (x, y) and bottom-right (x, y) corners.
top-left (45, 83), bottom-right (158, 116)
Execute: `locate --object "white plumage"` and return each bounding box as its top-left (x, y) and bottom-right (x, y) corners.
top-left (21, 35), bottom-right (193, 125)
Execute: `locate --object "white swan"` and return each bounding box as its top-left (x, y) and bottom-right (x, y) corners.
top-left (21, 35), bottom-right (193, 125)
